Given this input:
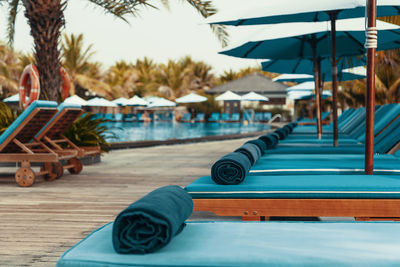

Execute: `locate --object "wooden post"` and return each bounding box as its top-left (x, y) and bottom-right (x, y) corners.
top-left (312, 37), bottom-right (322, 139)
top-left (330, 13), bottom-right (339, 147)
top-left (365, 0), bottom-right (377, 175)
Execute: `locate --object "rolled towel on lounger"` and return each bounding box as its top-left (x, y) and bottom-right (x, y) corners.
top-left (274, 128), bottom-right (287, 140)
top-left (112, 185), bottom-right (193, 254)
top-left (234, 143), bottom-right (261, 165)
top-left (211, 152), bottom-right (251, 185)
top-left (245, 139), bottom-right (267, 155)
top-left (259, 133), bottom-right (279, 148)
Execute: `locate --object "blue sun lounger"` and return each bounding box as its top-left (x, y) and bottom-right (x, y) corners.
top-left (186, 173), bottom-right (400, 220)
top-left (208, 112), bottom-right (220, 122)
top-left (57, 221), bottom-right (400, 267)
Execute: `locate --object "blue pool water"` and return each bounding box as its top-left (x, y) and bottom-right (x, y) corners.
top-left (104, 122), bottom-right (271, 142)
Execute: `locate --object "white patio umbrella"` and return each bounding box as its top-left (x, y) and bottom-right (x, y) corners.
top-left (128, 95), bottom-right (148, 106)
top-left (273, 74), bottom-right (314, 82)
top-left (146, 97), bottom-right (177, 108)
top-left (64, 95), bottom-right (88, 106)
top-left (286, 81), bottom-right (315, 92)
top-left (288, 90), bottom-right (332, 100)
top-left (3, 94), bottom-right (22, 103)
top-left (86, 97), bottom-right (118, 107)
top-left (215, 91), bottom-right (242, 101)
top-left (241, 92), bottom-right (269, 101)
top-left (176, 93), bottom-right (208, 103)
top-left (112, 97), bottom-right (131, 106)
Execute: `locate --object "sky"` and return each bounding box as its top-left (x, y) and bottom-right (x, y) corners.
top-left (0, 0), bottom-right (263, 75)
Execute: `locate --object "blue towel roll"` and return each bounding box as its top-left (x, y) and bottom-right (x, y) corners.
top-left (274, 128), bottom-right (287, 140)
top-left (245, 139), bottom-right (267, 155)
top-left (259, 133), bottom-right (279, 148)
top-left (112, 185), bottom-right (193, 254)
top-left (234, 143), bottom-right (261, 165)
top-left (211, 152), bottom-right (251, 185)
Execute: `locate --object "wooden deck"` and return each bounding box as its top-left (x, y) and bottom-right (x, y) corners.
top-left (0, 138), bottom-right (249, 266)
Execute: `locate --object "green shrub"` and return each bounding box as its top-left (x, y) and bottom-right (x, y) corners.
top-left (63, 113), bottom-right (112, 152)
top-left (0, 102), bottom-right (21, 134)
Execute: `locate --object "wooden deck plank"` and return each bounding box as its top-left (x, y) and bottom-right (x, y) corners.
top-left (0, 138), bottom-right (248, 266)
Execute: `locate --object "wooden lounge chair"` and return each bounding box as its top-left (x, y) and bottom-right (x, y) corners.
top-left (0, 101), bottom-right (77, 186)
top-left (186, 174), bottom-right (400, 221)
top-left (35, 103), bottom-right (101, 178)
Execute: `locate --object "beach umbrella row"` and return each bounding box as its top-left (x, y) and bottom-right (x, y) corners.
top-left (209, 0), bottom-right (400, 173)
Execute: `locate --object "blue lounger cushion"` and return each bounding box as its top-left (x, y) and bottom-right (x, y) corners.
top-left (186, 174), bottom-right (400, 199)
top-left (57, 221), bottom-right (400, 267)
top-left (211, 152), bottom-right (251, 185)
top-left (0, 100), bottom-right (58, 146)
top-left (250, 154), bottom-right (400, 175)
top-left (113, 186), bottom-right (193, 254)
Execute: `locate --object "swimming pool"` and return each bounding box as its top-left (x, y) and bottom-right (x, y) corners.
top-left (104, 122), bottom-right (271, 142)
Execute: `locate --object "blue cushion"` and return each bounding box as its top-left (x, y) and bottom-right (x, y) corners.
top-left (185, 174), bottom-right (400, 199)
top-left (57, 221), bottom-right (400, 267)
top-left (0, 100), bottom-right (57, 145)
top-left (251, 154), bottom-right (400, 175)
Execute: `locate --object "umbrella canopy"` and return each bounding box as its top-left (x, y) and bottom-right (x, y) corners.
top-left (220, 18), bottom-right (400, 60)
top-left (128, 95), bottom-right (148, 106)
top-left (112, 97), bottom-right (131, 106)
top-left (3, 94), bottom-right (22, 103)
top-left (241, 91), bottom-right (269, 101)
top-left (273, 71), bottom-right (365, 83)
top-left (207, 0), bottom-right (399, 25)
top-left (176, 93), bottom-right (208, 103)
top-left (288, 90), bottom-right (332, 100)
top-left (215, 91), bottom-right (242, 101)
top-left (86, 97), bottom-right (118, 107)
top-left (146, 97), bottom-right (177, 108)
top-left (64, 95), bottom-right (88, 106)
top-left (286, 81), bottom-right (315, 92)
top-left (262, 55), bottom-right (365, 77)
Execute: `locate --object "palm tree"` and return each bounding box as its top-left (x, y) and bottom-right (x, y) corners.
top-left (61, 33), bottom-right (113, 98)
top-left (104, 60), bottom-right (138, 98)
top-left (2, 0), bottom-right (228, 102)
top-left (0, 42), bottom-right (22, 97)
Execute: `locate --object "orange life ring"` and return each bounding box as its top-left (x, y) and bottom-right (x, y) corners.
top-left (19, 64), bottom-right (40, 109)
top-left (59, 67), bottom-right (70, 101)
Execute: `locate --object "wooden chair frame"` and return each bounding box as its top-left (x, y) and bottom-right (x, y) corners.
top-left (193, 198), bottom-right (400, 221)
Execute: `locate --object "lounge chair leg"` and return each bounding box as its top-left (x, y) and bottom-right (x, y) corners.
top-left (66, 157), bottom-right (83, 174)
top-left (40, 162), bottom-right (58, 181)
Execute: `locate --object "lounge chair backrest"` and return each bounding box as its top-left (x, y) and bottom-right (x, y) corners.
top-left (0, 100), bottom-right (58, 153)
top-left (375, 115), bottom-right (400, 153)
top-left (221, 113), bottom-right (230, 121)
top-left (35, 102), bottom-right (83, 140)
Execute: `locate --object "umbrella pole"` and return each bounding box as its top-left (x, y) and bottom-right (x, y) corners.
top-left (329, 13), bottom-right (339, 147)
top-left (312, 38), bottom-right (322, 139)
top-left (365, 0), bottom-right (377, 175)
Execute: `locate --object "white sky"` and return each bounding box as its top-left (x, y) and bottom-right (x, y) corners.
top-left (0, 0), bottom-right (263, 75)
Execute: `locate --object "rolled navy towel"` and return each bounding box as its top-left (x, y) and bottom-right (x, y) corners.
top-left (284, 124), bottom-right (293, 133)
top-left (112, 185), bottom-right (193, 254)
top-left (274, 128), bottom-right (287, 140)
top-left (245, 139), bottom-right (267, 155)
top-left (259, 133), bottom-right (279, 148)
top-left (282, 125), bottom-right (291, 135)
top-left (211, 152), bottom-right (251, 185)
top-left (234, 143), bottom-right (261, 165)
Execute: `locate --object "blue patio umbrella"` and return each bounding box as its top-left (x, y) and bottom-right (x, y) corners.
top-left (220, 18), bottom-right (400, 142)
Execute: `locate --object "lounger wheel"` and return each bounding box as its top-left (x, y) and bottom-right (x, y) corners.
top-left (41, 162), bottom-right (58, 181)
top-left (67, 157), bottom-right (83, 174)
top-left (15, 167), bottom-right (36, 187)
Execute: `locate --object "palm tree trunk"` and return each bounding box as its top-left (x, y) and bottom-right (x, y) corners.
top-left (23, 0), bottom-right (66, 101)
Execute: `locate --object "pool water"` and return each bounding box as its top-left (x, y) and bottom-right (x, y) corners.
top-left (104, 122), bottom-right (271, 142)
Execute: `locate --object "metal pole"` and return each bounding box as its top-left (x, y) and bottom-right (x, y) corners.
top-left (365, 0), bottom-right (377, 175)
top-left (312, 37), bottom-right (322, 139)
top-left (330, 13), bottom-right (339, 147)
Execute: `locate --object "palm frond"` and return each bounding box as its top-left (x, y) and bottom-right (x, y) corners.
top-left (87, 0), bottom-right (157, 23)
top-left (6, 0), bottom-right (21, 47)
